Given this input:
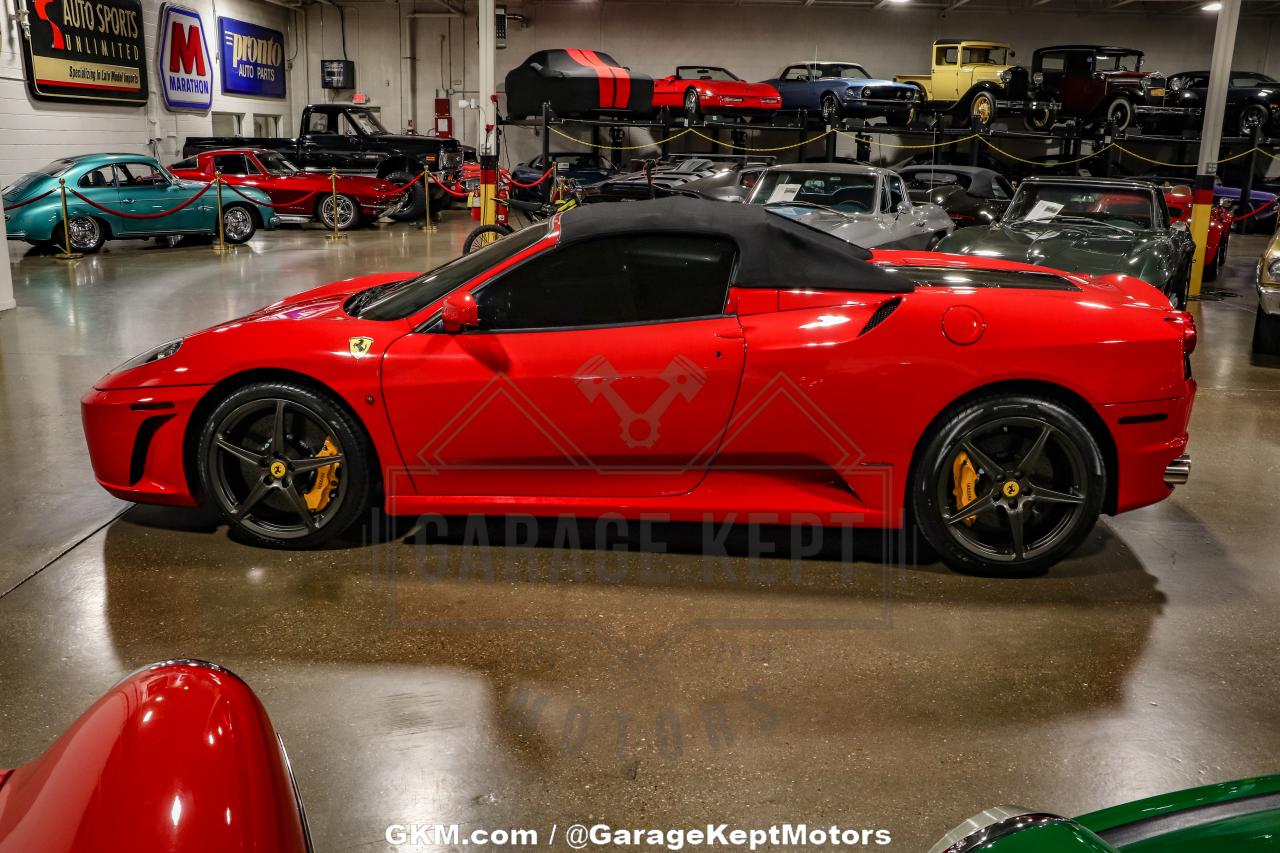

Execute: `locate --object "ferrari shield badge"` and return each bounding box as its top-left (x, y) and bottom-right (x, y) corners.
top-left (348, 336), bottom-right (374, 360)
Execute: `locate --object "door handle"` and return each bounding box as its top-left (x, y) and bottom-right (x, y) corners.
top-left (715, 327), bottom-right (745, 339)
top-left (120, 197), bottom-right (135, 203)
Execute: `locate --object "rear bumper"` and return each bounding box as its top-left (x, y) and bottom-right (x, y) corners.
top-left (81, 384), bottom-right (209, 507)
top-left (1257, 281), bottom-right (1280, 316)
top-left (1101, 386), bottom-right (1196, 514)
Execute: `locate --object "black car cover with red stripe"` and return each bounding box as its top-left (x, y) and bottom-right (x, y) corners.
top-left (505, 49), bottom-right (655, 119)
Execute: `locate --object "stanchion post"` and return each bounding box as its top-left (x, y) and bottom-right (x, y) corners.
top-left (211, 171), bottom-right (231, 254)
top-left (54, 178), bottom-right (83, 261)
top-left (824, 124), bottom-right (837, 163)
top-left (479, 153), bottom-right (498, 227)
top-left (1102, 121), bottom-right (1117, 178)
top-left (969, 116), bottom-right (983, 167)
top-left (1237, 125), bottom-right (1261, 234)
top-left (325, 167), bottom-right (346, 242)
top-left (421, 159), bottom-right (436, 233)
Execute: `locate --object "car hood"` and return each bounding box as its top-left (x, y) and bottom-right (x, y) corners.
top-left (938, 221), bottom-right (1162, 277)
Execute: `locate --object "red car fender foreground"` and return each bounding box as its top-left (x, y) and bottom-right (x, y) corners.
top-left (169, 149), bottom-right (404, 228)
top-left (0, 661), bottom-right (310, 853)
top-left (81, 198), bottom-right (1195, 574)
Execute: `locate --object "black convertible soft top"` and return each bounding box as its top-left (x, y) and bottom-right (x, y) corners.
top-left (556, 197), bottom-right (912, 293)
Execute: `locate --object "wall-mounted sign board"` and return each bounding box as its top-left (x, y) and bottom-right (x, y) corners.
top-left (219, 17), bottom-right (286, 99)
top-left (20, 0), bottom-right (149, 105)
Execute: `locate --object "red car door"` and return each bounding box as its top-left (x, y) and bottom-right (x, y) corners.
top-left (381, 233), bottom-right (746, 498)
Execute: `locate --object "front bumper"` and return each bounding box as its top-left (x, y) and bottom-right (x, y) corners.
top-left (996, 98), bottom-right (1060, 112)
top-left (81, 384), bottom-right (209, 507)
top-left (1258, 281), bottom-right (1280, 316)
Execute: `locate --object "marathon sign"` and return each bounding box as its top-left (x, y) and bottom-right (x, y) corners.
top-left (218, 17), bottom-right (286, 99)
top-left (19, 0), bottom-right (148, 105)
top-left (157, 4), bottom-right (211, 110)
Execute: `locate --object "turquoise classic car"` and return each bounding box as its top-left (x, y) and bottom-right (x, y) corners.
top-left (2, 153), bottom-right (277, 253)
top-left (930, 774), bottom-right (1280, 852)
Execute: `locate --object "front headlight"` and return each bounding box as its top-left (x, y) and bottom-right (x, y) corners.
top-left (861, 87), bottom-right (872, 98)
top-left (1031, 71), bottom-right (1044, 86)
top-left (999, 69), bottom-right (1012, 84)
top-left (1170, 78), bottom-right (1185, 91)
top-left (113, 339), bottom-right (183, 373)
top-left (1267, 257), bottom-right (1280, 281)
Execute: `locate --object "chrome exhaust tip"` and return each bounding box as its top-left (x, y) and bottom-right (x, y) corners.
top-left (1164, 454), bottom-right (1191, 486)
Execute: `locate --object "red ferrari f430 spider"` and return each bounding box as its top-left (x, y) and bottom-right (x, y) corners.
top-left (81, 198), bottom-right (1195, 575)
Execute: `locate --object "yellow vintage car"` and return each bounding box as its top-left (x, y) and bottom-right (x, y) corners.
top-left (895, 39), bottom-right (1057, 128)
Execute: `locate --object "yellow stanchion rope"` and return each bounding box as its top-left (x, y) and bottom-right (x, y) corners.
top-left (834, 130), bottom-right (981, 150)
top-left (547, 125), bottom-right (694, 150)
top-left (687, 127), bottom-right (833, 152)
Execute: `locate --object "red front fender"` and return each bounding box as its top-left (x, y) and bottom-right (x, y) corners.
top-left (0, 661), bottom-right (310, 853)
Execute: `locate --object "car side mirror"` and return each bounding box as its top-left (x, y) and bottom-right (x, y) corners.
top-left (895, 200), bottom-right (911, 216)
top-left (441, 291), bottom-right (479, 332)
top-left (1171, 220), bottom-right (1189, 233)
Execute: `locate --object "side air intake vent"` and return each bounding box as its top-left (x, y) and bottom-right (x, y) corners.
top-left (860, 297), bottom-right (902, 336)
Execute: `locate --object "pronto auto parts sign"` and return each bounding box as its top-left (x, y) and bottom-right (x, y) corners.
top-left (218, 17), bottom-right (285, 99)
top-left (20, 0), bottom-right (148, 105)
top-left (157, 4), bottom-right (211, 110)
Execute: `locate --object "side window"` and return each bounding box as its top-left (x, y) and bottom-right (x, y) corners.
top-left (782, 65), bottom-right (808, 81)
top-left (116, 162), bottom-right (167, 187)
top-left (1038, 54), bottom-right (1065, 73)
top-left (991, 177), bottom-right (1013, 200)
top-left (307, 112), bottom-right (331, 134)
top-left (169, 157), bottom-right (197, 171)
top-left (77, 167), bottom-right (115, 189)
top-left (213, 154), bottom-right (251, 176)
top-left (879, 179), bottom-right (893, 213)
top-left (937, 47), bottom-right (958, 65)
top-left (474, 234), bottom-right (738, 331)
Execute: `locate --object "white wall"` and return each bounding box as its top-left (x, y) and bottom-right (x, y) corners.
top-left (0, 0), bottom-right (301, 187)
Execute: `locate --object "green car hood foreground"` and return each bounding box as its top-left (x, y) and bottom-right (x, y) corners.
top-left (935, 221), bottom-right (1171, 283)
top-left (931, 774), bottom-right (1280, 852)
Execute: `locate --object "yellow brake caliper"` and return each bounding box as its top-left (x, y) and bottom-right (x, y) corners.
top-left (952, 452), bottom-right (980, 526)
top-left (303, 437), bottom-right (341, 513)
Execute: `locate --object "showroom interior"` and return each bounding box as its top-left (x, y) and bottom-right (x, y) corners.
top-left (4, 0), bottom-right (1280, 849)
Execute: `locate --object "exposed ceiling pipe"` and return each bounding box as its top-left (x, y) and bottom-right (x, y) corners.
top-left (407, 11), bottom-right (463, 16)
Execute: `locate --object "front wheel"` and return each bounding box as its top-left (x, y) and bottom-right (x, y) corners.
top-left (1025, 105), bottom-right (1055, 131)
top-left (197, 382), bottom-right (376, 549)
top-left (820, 93), bottom-right (841, 125)
top-left (1254, 305), bottom-right (1280, 355)
top-left (911, 394), bottom-right (1105, 577)
top-left (969, 91), bottom-right (997, 125)
top-left (317, 193), bottom-right (362, 231)
top-left (1103, 96), bottom-right (1134, 131)
top-left (386, 171), bottom-right (426, 221)
top-left (1239, 103), bottom-right (1268, 137)
top-left (221, 203), bottom-right (257, 244)
top-left (684, 89), bottom-right (702, 123)
top-left (463, 223), bottom-right (514, 254)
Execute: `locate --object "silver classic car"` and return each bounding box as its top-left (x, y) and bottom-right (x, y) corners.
top-left (746, 163), bottom-right (954, 249)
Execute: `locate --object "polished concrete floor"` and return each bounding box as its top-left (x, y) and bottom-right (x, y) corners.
top-left (1, 220), bottom-right (1278, 851)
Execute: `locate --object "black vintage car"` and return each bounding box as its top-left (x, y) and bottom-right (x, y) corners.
top-left (184, 105), bottom-right (463, 221)
top-left (579, 154), bottom-right (774, 203)
top-left (897, 164), bottom-right (1015, 226)
top-left (505, 49), bottom-right (654, 120)
top-left (1167, 70), bottom-right (1280, 137)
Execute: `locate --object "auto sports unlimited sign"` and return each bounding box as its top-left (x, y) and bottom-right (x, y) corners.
top-left (157, 4), bottom-right (212, 110)
top-left (218, 17), bottom-right (286, 99)
top-left (19, 0), bottom-right (148, 105)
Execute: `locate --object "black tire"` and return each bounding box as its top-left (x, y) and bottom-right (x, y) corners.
top-left (1239, 103), bottom-right (1268, 137)
top-left (684, 88), bottom-right (702, 123)
top-left (197, 381), bottom-right (376, 549)
top-left (1203, 243), bottom-right (1219, 282)
top-left (386, 171), bottom-right (425, 222)
top-left (1025, 105), bottom-right (1055, 132)
top-left (221, 203), bottom-right (257, 244)
top-left (969, 91), bottom-right (997, 125)
top-left (1103, 96), bottom-right (1134, 132)
top-left (463, 223), bottom-right (514, 254)
top-left (1254, 305), bottom-right (1280, 355)
top-left (54, 215), bottom-right (106, 253)
top-left (820, 93), bottom-right (841, 126)
top-left (910, 394), bottom-right (1106, 577)
top-left (317, 193), bottom-right (362, 231)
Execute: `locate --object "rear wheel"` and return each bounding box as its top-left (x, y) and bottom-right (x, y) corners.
top-left (221, 203), bottom-right (257, 244)
top-left (911, 394), bottom-right (1105, 577)
top-left (1254, 305), bottom-right (1280, 355)
top-left (197, 382), bottom-right (376, 549)
top-left (463, 223), bottom-right (514, 254)
top-left (317, 193), bottom-right (361, 231)
top-left (55, 215), bottom-right (106, 253)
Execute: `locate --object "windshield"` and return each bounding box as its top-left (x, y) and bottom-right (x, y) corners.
top-left (347, 110), bottom-right (389, 135)
top-left (750, 170), bottom-right (878, 213)
top-left (676, 66), bottom-right (740, 81)
top-left (1231, 72), bottom-right (1277, 87)
top-left (816, 63), bottom-right (870, 80)
top-left (905, 170), bottom-right (972, 191)
top-left (357, 224), bottom-right (549, 321)
top-left (256, 151), bottom-right (299, 175)
top-left (1004, 184), bottom-right (1154, 229)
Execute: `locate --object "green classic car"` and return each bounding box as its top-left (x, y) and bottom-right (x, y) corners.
top-left (930, 774), bottom-right (1280, 852)
top-left (3, 153), bottom-right (277, 253)
top-left (934, 175), bottom-right (1194, 308)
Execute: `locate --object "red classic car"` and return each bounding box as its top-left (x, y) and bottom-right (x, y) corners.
top-left (652, 65), bottom-right (781, 120)
top-left (1161, 184), bottom-right (1234, 282)
top-left (80, 197), bottom-right (1195, 577)
top-left (0, 661), bottom-right (310, 853)
top-left (169, 148), bottom-right (405, 231)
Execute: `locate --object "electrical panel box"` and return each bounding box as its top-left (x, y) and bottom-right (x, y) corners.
top-left (496, 6), bottom-right (507, 49)
top-left (321, 60), bottom-right (355, 90)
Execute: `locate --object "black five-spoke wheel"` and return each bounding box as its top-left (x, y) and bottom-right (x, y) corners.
top-left (198, 382), bottom-right (374, 548)
top-left (913, 395), bottom-right (1105, 576)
